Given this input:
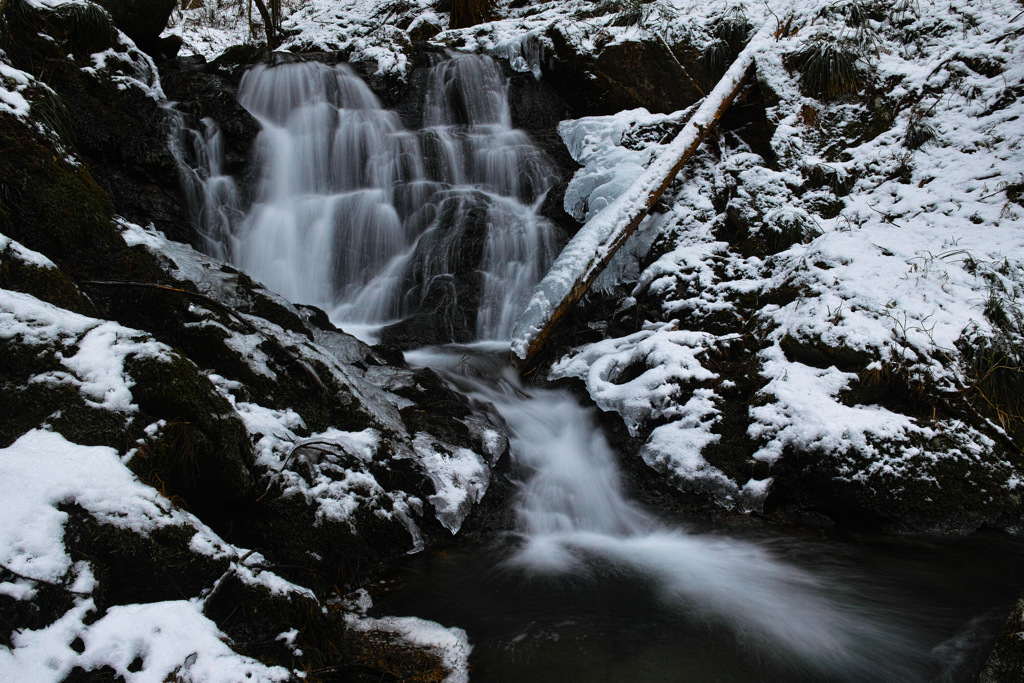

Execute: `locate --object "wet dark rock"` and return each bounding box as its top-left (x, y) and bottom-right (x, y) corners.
top-left (979, 596), bottom-right (1024, 683)
top-left (92, 0), bottom-right (176, 56)
top-left (408, 18), bottom-right (444, 43)
top-left (161, 63), bottom-right (261, 178)
top-left (379, 192), bottom-right (491, 348)
top-left (543, 26), bottom-right (705, 117)
top-left (45, 62), bottom-right (190, 245)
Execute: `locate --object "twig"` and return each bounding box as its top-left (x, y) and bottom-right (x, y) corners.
top-left (653, 31), bottom-right (707, 97)
top-left (0, 563), bottom-right (92, 596)
top-left (80, 280), bottom-right (326, 390)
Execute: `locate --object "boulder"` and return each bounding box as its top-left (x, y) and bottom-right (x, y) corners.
top-left (92, 0), bottom-right (176, 55)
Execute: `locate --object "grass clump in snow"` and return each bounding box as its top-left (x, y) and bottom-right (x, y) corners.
top-left (795, 34), bottom-right (864, 98)
top-left (958, 261), bottom-right (1024, 445)
top-left (52, 2), bottom-right (120, 57)
top-left (699, 6), bottom-right (751, 79)
top-left (903, 108), bottom-right (937, 149)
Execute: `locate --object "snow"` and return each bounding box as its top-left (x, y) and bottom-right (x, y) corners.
top-left (81, 44), bottom-right (166, 101)
top-left (0, 598), bottom-right (291, 683)
top-left (412, 433), bottom-right (490, 534)
top-left (0, 429), bottom-right (227, 584)
top-left (747, 344), bottom-right (926, 466)
top-left (551, 322), bottom-right (742, 499)
top-left (0, 232), bottom-right (58, 269)
top-left (511, 14), bottom-right (783, 361)
top-left (0, 59), bottom-right (32, 118)
top-left (0, 289), bottom-right (172, 413)
top-left (560, 108), bottom-right (670, 223)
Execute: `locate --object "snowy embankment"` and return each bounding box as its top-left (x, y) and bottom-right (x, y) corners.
top-left (538, 0), bottom-right (1024, 523)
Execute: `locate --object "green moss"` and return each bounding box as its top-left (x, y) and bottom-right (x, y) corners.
top-left (61, 504), bottom-right (229, 608)
top-left (0, 259), bottom-right (95, 316)
top-left (125, 352), bottom-right (254, 516)
top-left (0, 120), bottom-right (126, 279)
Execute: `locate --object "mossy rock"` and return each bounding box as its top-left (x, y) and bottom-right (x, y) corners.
top-left (242, 492), bottom-right (416, 591)
top-left (61, 503), bottom-right (230, 609)
top-left (125, 352), bottom-right (254, 522)
top-left (978, 596), bottom-right (1024, 683)
top-left (0, 337), bottom-right (132, 449)
top-left (764, 434), bottom-right (1023, 533)
top-left (338, 625), bottom-right (450, 683)
top-left (204, 570), bottom-right (327, 666)
top-left (0, 118), bottom-right (165, 284)
top-left (1, 10), bottom-right (192, 245)
top-left (91, 0), bottom-right (175, 55)
top-left (0, 240), bottom-right (95, 316)
top-left (779, 333), bottom-right (873, 373)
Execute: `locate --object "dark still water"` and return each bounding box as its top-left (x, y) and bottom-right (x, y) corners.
top-left (371, 529), bottom-right (1024, 682)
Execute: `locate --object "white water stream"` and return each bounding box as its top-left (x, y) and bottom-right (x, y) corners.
top-left (185, 55), bottom-right (558, 340)
top-left (410, 348), bottom-right (923, 680)
top-left (175, 54), bottom-right (1012, 680)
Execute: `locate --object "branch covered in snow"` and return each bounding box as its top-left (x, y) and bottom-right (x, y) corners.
top-left (510, 14), bottom-right (788, 371)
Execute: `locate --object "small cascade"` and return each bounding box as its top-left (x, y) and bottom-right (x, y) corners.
top-left (233, 61), bottom-right (416, 310)
top-left (178, 54), bottom-right (560, 343)
top-left (409, 349), bottom-right (924, 681)
top-left (166, 107), bottom-right (242, 259)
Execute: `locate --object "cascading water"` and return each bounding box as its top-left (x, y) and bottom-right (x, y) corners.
top-left (173, 54), bottom-right (1018, 681)
top-left (182, 55), bottom-right (559, 341)
top-left (166, 107), bottom-right (242, 260)
top-left (406, 349), bottom-right (932, 681)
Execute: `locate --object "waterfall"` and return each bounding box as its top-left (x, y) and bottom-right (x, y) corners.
top-left (176, 54), bottom-right (559, 342)
top-left (166, 106), bottom-right (242, 260)
top-left (409, 348), bottom-right (922, 681)
top-left (171, 52), bottom-right (929, 680)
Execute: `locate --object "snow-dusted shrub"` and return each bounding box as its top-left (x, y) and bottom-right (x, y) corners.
top-left (958, 260), bottom-right (1024, 442)
top-left (796, 35), bottom-right (863, 98)
top-left (902, 109), bottom-right (936, 149)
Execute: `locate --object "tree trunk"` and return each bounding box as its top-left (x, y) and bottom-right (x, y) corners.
top-left (252, 0), bottom-right (277, 49)
top-left (510, 18), bottom-right (784, 374)
top-left (450, 0), bottom-right (493, 30)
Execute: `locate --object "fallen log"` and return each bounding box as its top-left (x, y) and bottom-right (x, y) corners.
top-left (510, 17), bottom-right (784, 374)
